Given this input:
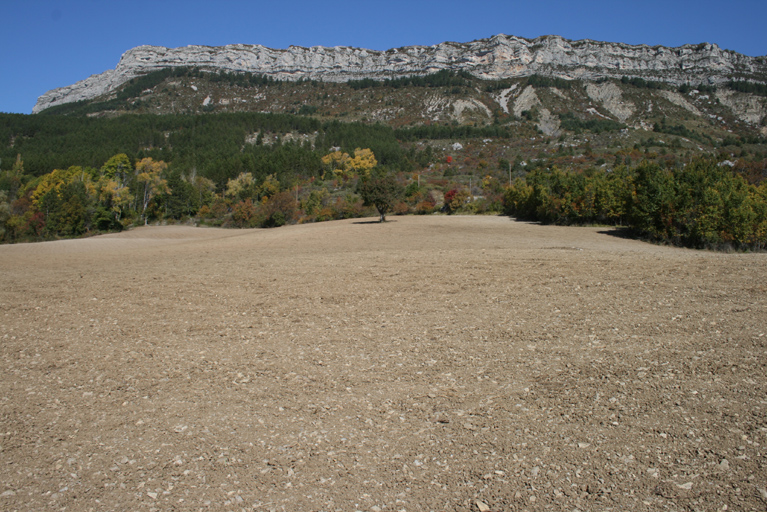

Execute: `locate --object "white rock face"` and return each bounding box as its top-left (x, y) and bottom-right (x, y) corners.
top-left (451, 99), bottom-right (492, 122)
top-left (659, 90), bottom-right (702, 116)
top-left (715, 89), bottom-right (767, 125)
top-left (536, 108), bottom-right (561, 136)
top-left (33, 34), bottom-right (767, 113)
top-left (513, 86), bottom-right (541, 117)
top-left (585, 82), bottom-right (635, 122)
top-left (494, 85), bottom-right (518, 114)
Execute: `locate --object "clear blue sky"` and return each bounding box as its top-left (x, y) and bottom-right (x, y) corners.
top-left (1, 0), bottom-right (765, 114)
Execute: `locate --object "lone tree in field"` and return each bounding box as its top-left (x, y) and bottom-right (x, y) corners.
top-left (357, 170), bottom-right (404, 222)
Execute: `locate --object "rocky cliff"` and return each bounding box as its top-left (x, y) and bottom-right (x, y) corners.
top-left (34, 34), bottom-right (767, 114)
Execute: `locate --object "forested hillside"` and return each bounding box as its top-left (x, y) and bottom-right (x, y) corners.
top-left (2, 69), bottom-right (767, 249)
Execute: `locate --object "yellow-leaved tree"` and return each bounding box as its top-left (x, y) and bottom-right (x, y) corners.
top-left (32, 166), bottom-right (92, 208)
top-left (135, 158), bottom-right (170, 225)
top-left (321, 148), bottom-right (377, 180)
top-left (97, 179), bottom-right (134, 223)
top-left (321, 150), bottom-right (350, 180)
top-left (98, 154), bottom-right (134, 223)
top-left (225, 172), bottom-right (257, 201)
top-left (347, 148), bottom-right (377, 177)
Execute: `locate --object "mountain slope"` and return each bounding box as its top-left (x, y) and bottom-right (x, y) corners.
top-left (33, 34), bottom-right (767, 114)
top-left (36, 65), bottom-right (767, 146)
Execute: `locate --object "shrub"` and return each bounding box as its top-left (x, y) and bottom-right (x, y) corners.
top-left (259, 191), bottom-right (298, 228)
top-left (232, 198), bottom-right (256, 227)
top-left (443, 188), bottom-right (470, 214)
top-left (415, 198), bottom-right (436, 215)
top-left (393, 201), bottom-right (410, 215)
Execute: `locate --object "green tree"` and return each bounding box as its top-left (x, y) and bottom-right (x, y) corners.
top-left (357, 170), bottom-right (404, 222)
top-left (100, 153), bottom-right (133, 187)
top-left (628, 162), bottom-right (678, 242)
top-left (56, 180), bottom-right (91, 236)
top-left (160, 170), bottom-right (197, 219)
top-left (302, 188), bottom-right (329, 217)
top-left (0, 191), bottom-right (10, 242)
top-left (191, 175), bottom-right (217, 207)
top-left (0, 154), bottom-right (26, 201)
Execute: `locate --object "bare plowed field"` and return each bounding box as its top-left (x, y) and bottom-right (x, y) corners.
top-left (1, 216), bottom-right (766, 511)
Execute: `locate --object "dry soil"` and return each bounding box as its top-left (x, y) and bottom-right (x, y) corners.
top-left (1, 215), bottom-right (766, 512)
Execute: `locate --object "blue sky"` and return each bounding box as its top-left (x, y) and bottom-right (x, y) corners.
top-left (1, 0), bottom-right (765, 114)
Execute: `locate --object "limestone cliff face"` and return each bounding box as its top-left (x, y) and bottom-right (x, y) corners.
top-left (33, 34), bottom-right (766, 113)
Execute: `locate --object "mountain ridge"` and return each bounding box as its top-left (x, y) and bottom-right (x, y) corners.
top-left (33, 34), bottom-right (767, 114)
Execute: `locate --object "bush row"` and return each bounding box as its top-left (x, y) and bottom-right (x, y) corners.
top-left (503, 159), bottom-right (767, 250)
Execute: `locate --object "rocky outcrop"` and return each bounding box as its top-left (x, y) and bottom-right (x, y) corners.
top-left (585, 82), bottom-right (635, 122)
top-left (716, 89), bottom-right (767, 126)
top-left (33, 34), bottom-right (767, 113)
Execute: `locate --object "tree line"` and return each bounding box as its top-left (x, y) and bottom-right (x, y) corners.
top-left (4, 144), bottom-right (765, 251)
top-left (0, 145), bottom-right (432, 242)
top-left (502, 159), bottom-right (767, 250)
top-left (347, 70), bottom-right (475, 90)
